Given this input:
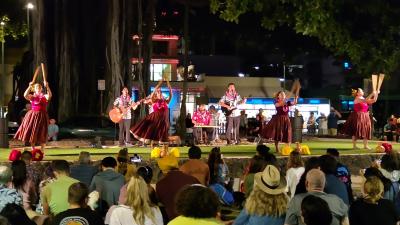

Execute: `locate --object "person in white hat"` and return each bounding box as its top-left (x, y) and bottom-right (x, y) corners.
top-left (234, 165), bottom-right (289, 225)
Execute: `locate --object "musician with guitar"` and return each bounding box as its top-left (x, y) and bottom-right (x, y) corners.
top-left (219, 83), bottom-right (246, 145)
top-left (112, 87), bottom-right (137, 147)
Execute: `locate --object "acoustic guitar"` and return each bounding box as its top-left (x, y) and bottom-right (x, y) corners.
top-left (109, 99), bottom-right (144, 123)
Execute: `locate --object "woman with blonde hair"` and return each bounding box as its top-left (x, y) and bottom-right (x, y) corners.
top-left (234, 165), bottom-right (288, 225)
top-left (349, 176), bottom-right (398, 225)
top-left (286, 151), bottom-right (305, 198)
top-left (109, 175), bottom-right (163, 225)
top-left (344, 88), bottom-right (378, 149)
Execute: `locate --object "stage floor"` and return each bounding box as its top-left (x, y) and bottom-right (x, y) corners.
top-left (1, 137), bottom-right (398, 162)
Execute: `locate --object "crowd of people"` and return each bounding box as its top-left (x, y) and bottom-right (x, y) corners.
top-left (0, 144), bottom-right (399, 225)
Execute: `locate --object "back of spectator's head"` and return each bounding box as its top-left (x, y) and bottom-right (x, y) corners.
top-left (0, 166), bottom-right (12, 185)
top-left (10, 160), bottom-right (27, 190)
top-left (248, 155), bottom-right (266, 174)
top-left (176, 185), bottom-right (220, 218)
top-left (287, 151), bottom-right (304, 169)
top-left (78, 151), bottom-right (91, 164)
top-left (126, 175), bottom-right (153, 225)
top-left (256, 145), bottom-right (270, 158)
top-left (68, 182), bottom-right (89, 207)
top-left (304, 157), bottom-right (320, 172)
top-left (0, 215), bottom-right (9, 225)
top-left (101, 157), bottom-right (117, 168)
top-left (326, 148), bottom-right (339, 158)
top-left (188, 146), bottom-right (202, 159)
top-left (51, 160), bottom-right (70, 174)
top-left (363, 176), bottom-right (384, 204)
top-left (318, 155), bottom-right (337, 174)
top-left (381, 152), bottom-right (400, 172)
top-left (264, 152), bottom-right (277, 166)
top-left (20, 151), bottom-right (32, 162)
top-left (306, 169), bottom-right (326, 191)
top-left (0, 204), bottom-right (35, 225)
top-left (117, 148), bottom-right (129, 163)
top-left (301, 195), bottom-right (332, 225)
top-left (137, 166), bottom-right (153, 184)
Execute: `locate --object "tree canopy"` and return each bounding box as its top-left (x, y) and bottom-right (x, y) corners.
top-left (210, 0), bottom-right (400, 76)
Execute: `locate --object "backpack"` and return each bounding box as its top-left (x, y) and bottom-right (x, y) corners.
top-left (209, 183), bottom-right (234, 206)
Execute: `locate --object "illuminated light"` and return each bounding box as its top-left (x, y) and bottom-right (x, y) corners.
top-left (238, 73), bottom-right (245, 77)
top-left (161, 11), bottom-right (167, 16)
top-left (132, 35), bottom-right (140, 40)
top-left (173, 11), bottom-right (179, 15)
top-left (253, 66), bottom-right (260, 70)
top-left (0, 21), bottom-right (5, 26)
top-left (279, 78), bottom-right (285, 82)
top-left (152, 34), bottom-right (179, 41)
top-left (309, 99), bottom-right (321, 104)
top-left (26, 3), bottom-right (34, 9)
top-left (131, 58), bottom-right (179, 64)
top-left (348, 101), bottom-right (354, 105)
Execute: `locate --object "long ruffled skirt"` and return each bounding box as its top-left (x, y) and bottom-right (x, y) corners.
top-left (343, 111), bottom-right (371, 139)
top-left (14, 110), bottom-right (49, 144)
top-left (261, 114), bottom-right (292, 143)
top-left (130, 109), bottom-right (169, 144)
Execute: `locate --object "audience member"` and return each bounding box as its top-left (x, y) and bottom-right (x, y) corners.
top-left (318, 155), bottom-right (350, 205)
top-left (168, 184), bottom-right (222, 225)
top-left (48, 119), bottom-right (59, 141)
top-left (89, 157), bottom-right (125, 210)
top-left (137, 166), bottom-right (158, 205)
top-left (349, 176), bottom-right (399, 225)
top-left (116, 148), bottom-right (136, 176)
top-left (10, 160), bottom-right (37, 211)
top-left (286, 151), bottom-right (305, 198)
top-left (70, 151), bottom-right (99, 187)
top-left (235, 165), bottom-right (288, 225)
top-left (295, 157), bottom-right (320, 195)
top-left (41, 160), bottom-right (78, 215)
top-left (207, 147), bottom-right (229, 185)
top-left (256, 145), bottom-right (278, 167)
top-left (242, 155), bottom-right (266, 198)
top-left (156, 155), bottom-right (200, 221)
top-left (53, 182), bottom-right (104, 225)
top-left (326, 148), bottom-right (353, 203)
top-left (21, 150), bottom-right (44, 189)
top-left (109, 175), bottom-right (163, 225)
top-left (285, 169), bottom-right (348, 225)
top-left (384, 118), bottom-right (398, 142)
top-left (180, 146), bottom-right (210, 185)
top-left (0, 215), bottom-right (9, 225)
top-left (327, 107), bottom-right (342, 137)
top-left (301, 195), bottom-right (332, 225)
top-left (306, 112), bottom-right (316, 135)
top-left (0, 204), bottom-right (35, 225)
top-left (0, 166), bottom-right (22, 212)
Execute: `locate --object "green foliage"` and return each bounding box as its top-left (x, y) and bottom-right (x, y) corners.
top-left (210, 0), bottom-right (400, 76)
top-left (0, 15), bottom-right (27, 42)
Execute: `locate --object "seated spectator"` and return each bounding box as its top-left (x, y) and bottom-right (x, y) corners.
top-left (326, 148), bottom-right (353, 204)
top-left (207, 147), bottom-right (229, 185)
top-left (0, 215), bottom-right (9, 225)
top-left (318, 155), bottom-right (349, 205)
top-left (53, 182), bottom-right (104, 225)
top-left (349, 176), bottom-right (399, 225)
top-left (89, 157), bottom-right (125, 212)
top-left (301, 195), bottom-right (332, 225)
top-left (286, 151), bottom-right (305, 198)
top-left (48, 118), bottom-right (59, 141)
top-left (180, 146), bottom-right (210, 185)
top-left (70, 151), bottom-right (98, 187)
top-left (0, 166), bottom-right (22, 212)
top-left (10, 160), bottom-right (37, 211)
top-left (109, 175), bottom-right (163, 225)
top-left (41, 160), bottom-right (79, 215)
top-left (0, 204), bottom-right (35, 225)
top-left (20, 150), bottom-right (44, 191)
top-left (379, 151), bottom-right (400, 183)
top-left (256, 145), bottom-right (270, 158)
top-left (295, 157), bottom-right (320, 195)
top-left (168, 184), bottom-right (222, 225)
top-left (234, 165), bottom-right (288, 225)
top-left (285, 169), bottom-right (348, 225)
top-left (156, 155), bottom-right (199, 222)
top-left (242, 155), bottom-right (266, 198)
top-left (116, 148), bottom-right (136, 176)
top-left (384, 118), bottom-right (398, 142)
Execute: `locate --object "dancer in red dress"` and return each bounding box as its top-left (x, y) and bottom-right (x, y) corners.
top-left (130, 79), bottom-right (172, 145)
top-left (15, 81), bottom-right (52, 151)
top-left (261, 91), bottom-right (298, 153)
top-left (344, 88), bottom-right (378, 149)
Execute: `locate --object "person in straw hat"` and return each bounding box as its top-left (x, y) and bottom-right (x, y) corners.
top-left (234, 165), bottom-right (289, 225)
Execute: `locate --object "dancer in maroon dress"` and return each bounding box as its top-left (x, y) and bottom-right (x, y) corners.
top-left (344, 88), bottom-right (378, 149)
top-left (130, 79), bottom-right (172, 145)
top-left (261, 91), bottom-right (298, 153)
top-left (15, 81), bottom-right (52, 151)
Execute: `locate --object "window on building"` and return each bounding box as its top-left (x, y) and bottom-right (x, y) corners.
top-left (150, 64), bottom-right (172, 81)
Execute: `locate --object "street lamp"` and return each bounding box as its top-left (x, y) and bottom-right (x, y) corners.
top-left (0, 21), bottom-right (5, 106)
top-left (26, 3), bottom-right (34, 47)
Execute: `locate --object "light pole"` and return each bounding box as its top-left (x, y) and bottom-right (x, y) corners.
top-left (0, 21), bottom-right (5, 106)
top-left (26, 3), bottom-right (34, 48)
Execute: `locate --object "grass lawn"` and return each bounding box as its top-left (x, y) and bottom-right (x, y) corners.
top-left (1, 139), bottom-right (398, 162)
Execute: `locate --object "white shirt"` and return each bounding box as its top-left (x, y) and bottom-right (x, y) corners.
top-left (109, 205), bottom-right (163, 225)
top-left (220, 94), bottom-right (243, 117)
top-left (286, 167), bottom-right (305, 198)
top-left (113, 96), bottom-right (133, 120)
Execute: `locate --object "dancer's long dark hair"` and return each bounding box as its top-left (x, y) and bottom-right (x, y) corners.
top-left (207, 147), bottom-right (223, 183)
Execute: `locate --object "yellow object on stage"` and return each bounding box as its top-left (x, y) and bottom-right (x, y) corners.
top-left (151, 147), bottom-right (161, 158)
top-left (281, 145), bottom-right (294, 156)
top-left (300, 145), bottom-right (311, 155)
top-left (170, 147), bottom-right (180, 157)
